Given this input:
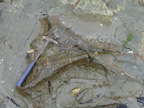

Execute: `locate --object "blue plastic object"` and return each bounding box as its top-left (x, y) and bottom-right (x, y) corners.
top-left (16, 62), bottom-right (35, 87)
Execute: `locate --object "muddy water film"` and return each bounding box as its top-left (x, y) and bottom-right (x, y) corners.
top-left (1, 0), bottom-right (144, 108)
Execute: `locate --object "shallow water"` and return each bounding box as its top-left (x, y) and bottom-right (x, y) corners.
top-left (1, 0), bottom-right (144, 108)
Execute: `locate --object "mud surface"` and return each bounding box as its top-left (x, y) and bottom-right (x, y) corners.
top-left (1, 0), bottom-right (144, 108)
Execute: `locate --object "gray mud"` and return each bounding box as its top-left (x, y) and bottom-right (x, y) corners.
top-left (1, 0), bottom-right (144, 108)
